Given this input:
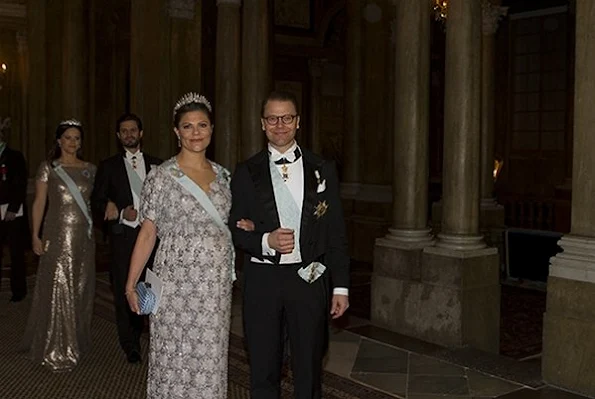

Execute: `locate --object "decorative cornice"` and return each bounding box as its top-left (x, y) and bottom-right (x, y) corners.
top-left (482, 0), bottom-right (508, 35)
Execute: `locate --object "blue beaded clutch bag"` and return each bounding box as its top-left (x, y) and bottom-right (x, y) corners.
top-left (136, 282), bottom-right (157, 315)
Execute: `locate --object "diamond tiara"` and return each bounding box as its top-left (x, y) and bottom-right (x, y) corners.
top-left (173, 92), bottom-right (212, 118)
top-left (59, 118), bottom-right (82, 127)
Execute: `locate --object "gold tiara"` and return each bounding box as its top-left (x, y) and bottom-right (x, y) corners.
top-left (173, 92), bottom-right (212, 118)
top-left (59, 118), bottom-right (82, 127)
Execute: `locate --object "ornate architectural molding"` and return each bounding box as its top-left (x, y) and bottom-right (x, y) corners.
top-left (168, 0), bottom-right (196, 20)
top-left (216, 0), bottom-right (241, 6)
top-left (482, 0), bottom-right (508, 35)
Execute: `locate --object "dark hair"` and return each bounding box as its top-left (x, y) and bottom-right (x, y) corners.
top-left (260, 91), bottom-right (300, 117)
top-left (116, 113), bottom-right (143, 132)
top-left (173, 102), bottom-right (213, 128)
top-left (49, 123), bottom-right (84, 162)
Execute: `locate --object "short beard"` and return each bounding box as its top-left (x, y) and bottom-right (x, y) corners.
top-left (122, 139), bottom-right (140, 149)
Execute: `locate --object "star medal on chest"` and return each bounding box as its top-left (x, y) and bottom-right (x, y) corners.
top-left (314, 200), bottom-right (329, 219)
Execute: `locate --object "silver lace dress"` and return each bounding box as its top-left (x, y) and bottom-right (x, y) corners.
top-left (140, 158), bottom-right (234, 399)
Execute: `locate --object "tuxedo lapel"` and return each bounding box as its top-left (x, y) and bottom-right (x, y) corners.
top-left (117, 155), bottom-right (134, 204)
top-left (248, 151), bottom-right (281, 230)
top-left (142, 154), bottom-right (152, 175)
top-left (300, 153), bottom-right (319, 249)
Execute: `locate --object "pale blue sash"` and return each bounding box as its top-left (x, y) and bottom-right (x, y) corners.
top-left (52, 162), bottom-right (93, 238)
top-left (169, 168), bottom-right (237, 282)
top-left (123, 158), bottom-right (143, 198)
top-left (269, 161), bottom-right (301, 258)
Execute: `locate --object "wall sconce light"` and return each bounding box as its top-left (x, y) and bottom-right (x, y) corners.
top-left (0, 63), bottom-right (6, 91)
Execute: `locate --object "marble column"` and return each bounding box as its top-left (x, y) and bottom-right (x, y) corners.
top-left (342, 0), bottom-right (363, 189)
top-left (241, 0), bottom-right (270, 160)
top-left (435, 0), bottom-right (485, 250)
top-left (62, 0), bottom-right (86, 122)
top-left (544, 2), bottom-right (595, 396)
top-left (376, 0), bottom-right (432, 249)
top-left (421, 0), bottom-right (500, 352)
top-left (308, 58), bottom-right (324, 155)
top-left (215, 0), bottom-right (241, 169)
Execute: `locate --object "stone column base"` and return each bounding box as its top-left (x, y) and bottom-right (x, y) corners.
top-left (543, 279), bottom-right (595, 397)
top-left (372, 244), bottom-right (500, 353)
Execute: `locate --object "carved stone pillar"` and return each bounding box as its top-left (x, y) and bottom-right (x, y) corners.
top-left (215, 0), bottom-right (241, 169)
top-left (435, 0), bottom-right (485, 250)
top-left (241, 0), bottom-right (271, 159)
top-left (421, 0), bottom-right (500, 352)
top-left (376, 0), bottom-right (432, 250)
top-left (544, 2), bottom-right (595, 396)
top-left (342, 0), bottom-right (363, 186)
top-left (308, 58), bottom-right (324, 155)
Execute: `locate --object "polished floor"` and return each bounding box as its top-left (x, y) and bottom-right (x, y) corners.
top-left (229, 294), bottom-right (591, 399)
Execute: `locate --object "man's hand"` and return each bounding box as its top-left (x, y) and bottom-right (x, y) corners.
top-left (330, 294), bottom-right (349, 319)
top-left (267, 228), bottom-right (294, 254)
top-left (122, 205), bottom-right (138, 221)
top-left (236, 219), bottom-right (255, 231)
top-left (104, 201), bottom-right (119, 221)
top-left (3, 211), bottom-right (16, 222)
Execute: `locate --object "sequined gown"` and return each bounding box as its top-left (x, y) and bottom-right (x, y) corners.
top-left (21, 161), bottom-right (96, 372)
top-left (140, 158), bottom-right (234, 399)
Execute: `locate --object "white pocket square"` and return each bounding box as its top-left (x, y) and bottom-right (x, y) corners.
top-left (317, 180), bottom-right (326, 193)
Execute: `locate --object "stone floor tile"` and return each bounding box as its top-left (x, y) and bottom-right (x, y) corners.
top-left (408, 375), bottom-right (470, 396)
top-left (324, 340), bottom-right (360, 377)
top-left (466, 370), bottom-right (523, 397)
top-left (348, 324), bottom-right (444, 355)
top-left (352, 338), bottom-right (409, 373)
top-left (350, 372), bottom-right (407, 397)
top-left (409, 353), bottom-right (466, 376)
top-left (496, 386), bottom-right (592, 398)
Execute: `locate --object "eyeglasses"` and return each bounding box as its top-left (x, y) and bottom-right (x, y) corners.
top-left (263, 114), bottom-right (298, 126)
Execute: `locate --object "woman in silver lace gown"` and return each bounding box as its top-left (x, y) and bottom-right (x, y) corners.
top-left (22, 120), bottom-right (96, 372)
top-left (125, 94), bottom-right (240, 398)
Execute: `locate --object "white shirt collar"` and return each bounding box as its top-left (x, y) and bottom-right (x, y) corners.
top-left (125, 150), bottom-right (142, 160)
top-left (268, 141), bottom-right (299, 163)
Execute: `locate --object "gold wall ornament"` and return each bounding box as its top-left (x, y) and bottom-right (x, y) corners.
top-left (433, 0), bottom-right (448, 22)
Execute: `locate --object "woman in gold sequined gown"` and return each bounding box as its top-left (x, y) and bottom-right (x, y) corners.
top-left (21, 120), bottom-right (96, 372)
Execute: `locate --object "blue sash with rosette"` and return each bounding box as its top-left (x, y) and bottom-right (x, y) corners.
top-left (52, 161), bottom-right (93, 238)
top-left (123, 157), bottom-right (143, 198)
top-left (167, 164), bottom-right (237, 282)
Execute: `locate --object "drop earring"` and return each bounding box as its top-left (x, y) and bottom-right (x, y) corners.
top-left (176, 135), bottom-right (181, 147)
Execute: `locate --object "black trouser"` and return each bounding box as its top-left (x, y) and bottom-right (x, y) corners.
top-left (109, 225), bottom-right (150, 355)
top-left (243, 262), bottom-right (329, 399)
top-left (0, 217), bottom-right (27, 298)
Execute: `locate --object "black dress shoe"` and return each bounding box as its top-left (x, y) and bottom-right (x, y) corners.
top-left (126, 350), bottom-right (141, 363)
top-left (9, 294), bottom-right (26, 302)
